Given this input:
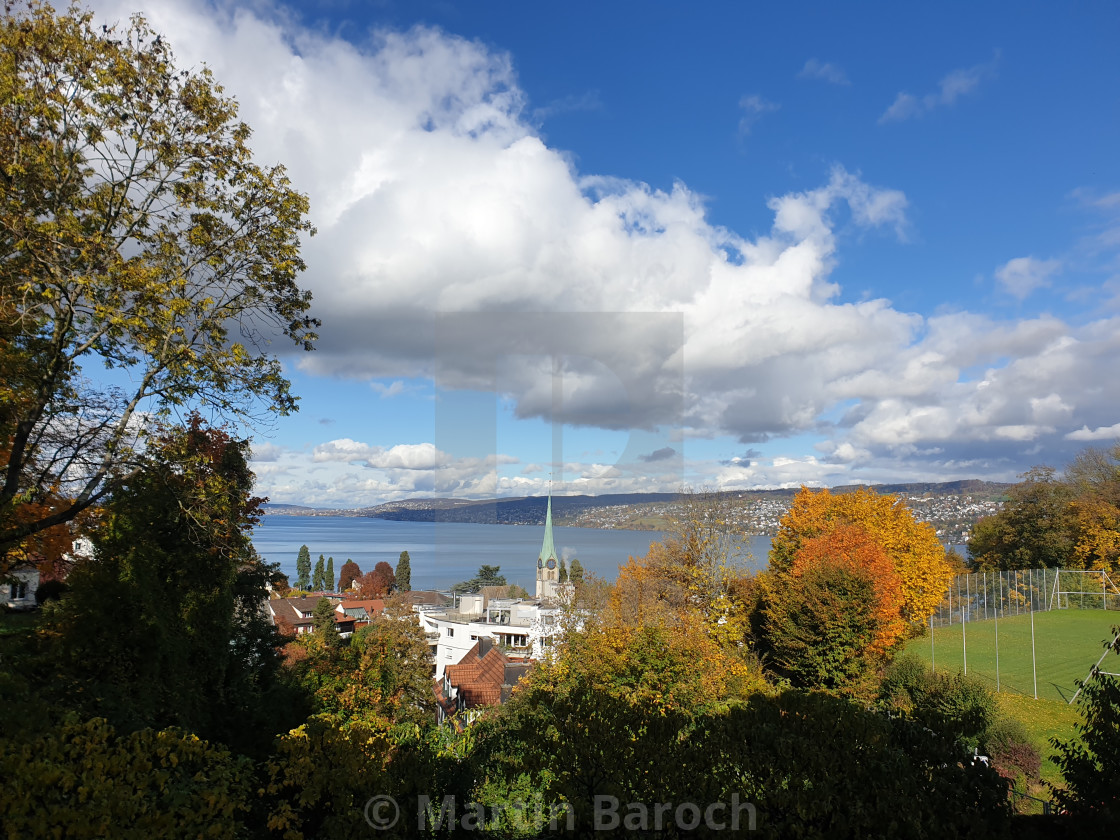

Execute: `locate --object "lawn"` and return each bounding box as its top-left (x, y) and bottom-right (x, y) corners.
top-left (905, 608), bottom-right (1120, 703)
top-left (905, 608), bottom-right (1119, 790)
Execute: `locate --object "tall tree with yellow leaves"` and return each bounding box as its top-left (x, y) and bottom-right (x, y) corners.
top-left (0, 2), bottom-right (317, 556)
top-left (770, 486), bottom-right (950, 622)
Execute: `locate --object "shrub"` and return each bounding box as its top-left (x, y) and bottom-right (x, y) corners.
top-left (34, 579), bottom-right (69, 604)
top-left (0, 715), bottom-right (253, 839)
top-left (985, 717), bottom-right (1041, 781)
top-left (880, 656), bottom-right (998, 751)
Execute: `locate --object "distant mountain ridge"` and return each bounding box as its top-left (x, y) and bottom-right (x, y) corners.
top-left (357, 493), bottom-right (683, 524)
top-left (257, 480), bottom-right (1010, 525)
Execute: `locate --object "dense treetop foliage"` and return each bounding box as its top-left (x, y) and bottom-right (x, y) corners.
top-left (0, 0), bottom-right (316, 561)
top-left (771, 486), bottom-right (951, 621)
top-left (970, 445), bottom-right (1120, 573)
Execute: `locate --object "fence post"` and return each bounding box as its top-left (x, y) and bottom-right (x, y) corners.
top-left (995, 608), bottom-right (999, 692)
top-left (962, 605), bottom-right (967, 676)
top-left (1031, 604), bottom-right (1038, 700)
top-left (930, 614), bottom-right (935, 674)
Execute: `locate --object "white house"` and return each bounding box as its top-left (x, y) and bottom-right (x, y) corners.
top-left (2, 565), bottom-right (40, 611)
top-left (418, 594), bottom-right (563, 678)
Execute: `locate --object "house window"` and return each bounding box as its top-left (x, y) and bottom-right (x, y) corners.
top-left (11, 580), bottom-right (27, 599)
top-left (447, 627), bottom-right (454, 637)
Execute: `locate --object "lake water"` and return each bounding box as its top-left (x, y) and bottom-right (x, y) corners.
top-left (251, 515), bottom-right (772, 591)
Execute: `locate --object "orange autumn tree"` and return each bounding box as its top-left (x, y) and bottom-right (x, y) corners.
top-left (604, 488), bottom-right (759, 650)
top-left (770, 486), bottom-right (951, 622)
top-left (789, 523), bottom-right (906, 655)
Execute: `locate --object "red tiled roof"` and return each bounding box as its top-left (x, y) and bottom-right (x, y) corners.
top-left (339, 599), bottom-right (385, 614)
top-left (443, 641), bottom-right (530, 709)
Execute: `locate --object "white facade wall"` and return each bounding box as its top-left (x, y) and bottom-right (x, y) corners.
top-left (1, 567), bottom-right (39, 611)
top-left (419, 601), bottom-right (564, 678)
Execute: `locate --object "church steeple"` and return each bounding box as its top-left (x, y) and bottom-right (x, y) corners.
top-left (535, 490), bottom-right (559, 599)
top-left (538, 493), bottom-right (557, 565)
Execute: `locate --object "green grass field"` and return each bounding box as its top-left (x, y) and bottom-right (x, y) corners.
top-left (906, 608), bottom-right (1120, 703)
top-left (906, 609), bottom-right (1120, 788)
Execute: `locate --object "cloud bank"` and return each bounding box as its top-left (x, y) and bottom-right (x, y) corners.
top-left (89, 1), bottom-right (1119, 502)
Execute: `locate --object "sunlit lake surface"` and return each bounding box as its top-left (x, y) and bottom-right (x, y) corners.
top-left (252, 515), bottom-right (772, 591)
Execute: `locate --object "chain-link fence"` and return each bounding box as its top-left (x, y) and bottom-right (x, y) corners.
top-left (930, 568), bottom-right (1120, 629)
top-left (924, 568), bottom-right (1120, 702)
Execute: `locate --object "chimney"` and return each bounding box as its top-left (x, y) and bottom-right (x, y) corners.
top-left (478, 637), bottom-right (493, 659)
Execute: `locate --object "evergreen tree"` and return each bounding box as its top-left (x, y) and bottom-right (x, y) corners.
top-left (326, 556), bottom-right (335, 592)
top-left (312, 554), bottom-right (326, 591)
top-left (396, 550), bottom-right (412, 591)
top-left (451, 564), bottom-right (507, 594)
top-left (558, 558), bottom-right (568, 583)
top-left (296, 545), bottom-right (311, 591)
top-left (311, 597), bottom-right (339, 647)
top-left (569, 558), bottom-right (584, 583)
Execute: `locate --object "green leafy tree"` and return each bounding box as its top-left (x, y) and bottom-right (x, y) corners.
top-left (761, 561), bottom-right (883, 694)
top-left (395, 550), bottom-right (412, 591)
top-left (0, 2), bottom-right (317, 553)
top-left (338, 559), bottom-right (361, 592)
top-left (1051, 627), bottom-right (1120, 826)
top-left (0, 716), bottom-right (255, 839)
top-left (558, 558), bottom-right (568, 583)
top-left (47, 417), bottom-right (293, 750)
top-left (326, 556), bottom-right (335, 592)
top-left (569, 558), bottom-right (584, 583)
top-left (969, 466), bottom-right (1076, 570)
top-left (296, 545), bottom-right (312, 591)
top-left (879, 656), bottom-right (999, 751)
top-left (475, 641), bottom-right (1008, 838)
top-left (313, 554), bottom-right (326, 591)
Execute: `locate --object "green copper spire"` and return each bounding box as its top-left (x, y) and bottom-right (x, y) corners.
top-left (538, 493), bottom-right (557, 564)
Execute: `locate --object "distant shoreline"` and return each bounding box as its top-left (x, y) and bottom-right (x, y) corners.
top-left (262, 480), bottom-right (1006, 544)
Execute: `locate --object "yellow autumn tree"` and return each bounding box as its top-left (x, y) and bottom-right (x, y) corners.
top-left (1070, 496), bottom-right (1120, 571)
top-left (770, 486), bottom-right (951, 622)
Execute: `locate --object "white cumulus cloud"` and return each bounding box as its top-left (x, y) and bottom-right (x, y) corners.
top-left (995, 256), bottom-right (1062, 299)
top-left (85, 2), bottom-right (1120, 495)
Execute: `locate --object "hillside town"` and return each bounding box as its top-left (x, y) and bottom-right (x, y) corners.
top-left (563, 491), bottom-right (1005, 544)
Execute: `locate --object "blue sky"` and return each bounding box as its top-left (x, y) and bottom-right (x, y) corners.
top-left (93, 0), bottom-right (1120, 506)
